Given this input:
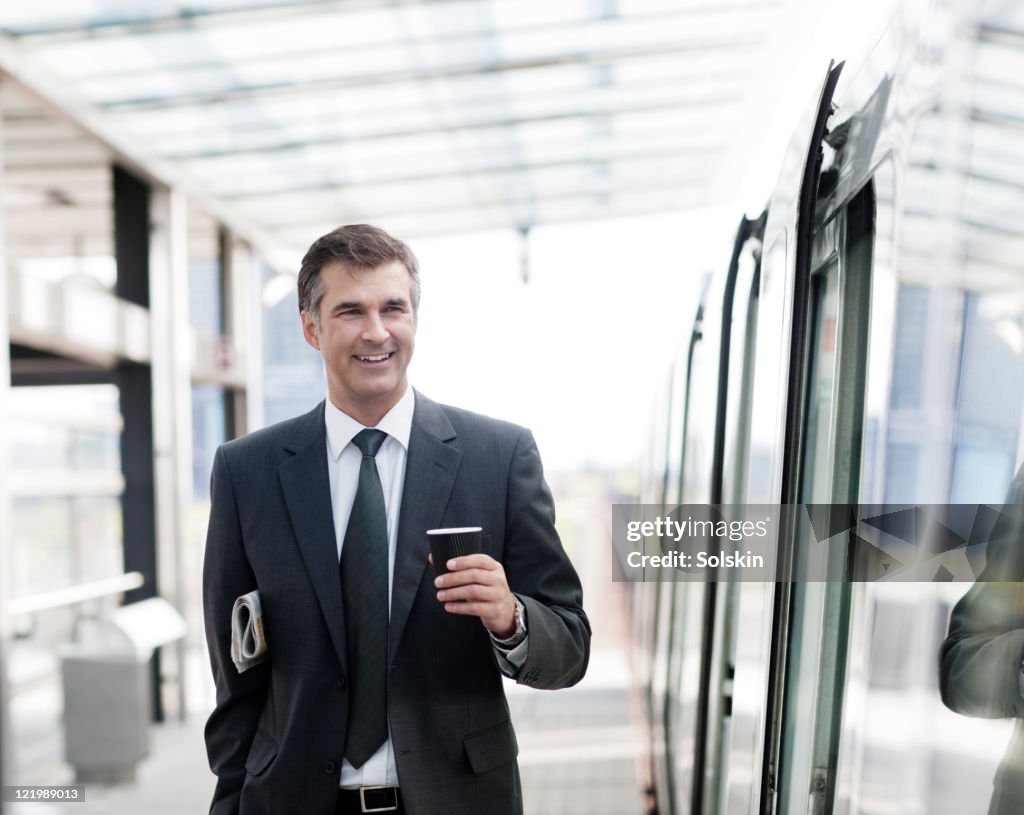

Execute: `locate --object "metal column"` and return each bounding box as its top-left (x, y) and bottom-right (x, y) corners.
top-left (221, 229), bottom-right (261, 438)
top-left (112, 165), bottom-right (163, 719)
top-left (219, 228), bottom-right (244, 439)
top-left (113, 167), bottom-right (193, 722)
top-left (0, 75), bottom-right (11, 815)
top-left (148, 184), bottom-right (192, 722)
top-left (240, 242), bottom-right (264, 435)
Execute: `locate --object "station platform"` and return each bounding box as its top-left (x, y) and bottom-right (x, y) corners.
top-left (6, 472), bottom-right (639, 815)
top-left (9, 646), bottom-right (647, 815)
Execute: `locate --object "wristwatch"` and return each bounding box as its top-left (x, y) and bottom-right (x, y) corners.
top-left (491, 596), bottom-right (527, 648)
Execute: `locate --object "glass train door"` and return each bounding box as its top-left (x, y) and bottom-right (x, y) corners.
top-left (666, 304), bottom-right (714, 814)
top-left (775, 185), bottom-right (874, 813)
top-left (704, 228), bottom-right (763, 815)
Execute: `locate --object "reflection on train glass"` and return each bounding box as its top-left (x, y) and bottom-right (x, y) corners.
top-left (624, 2), bottom-right (1024, 813)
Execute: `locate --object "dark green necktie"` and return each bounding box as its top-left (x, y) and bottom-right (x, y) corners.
top-left (340, 428), bottom-right (389, 768)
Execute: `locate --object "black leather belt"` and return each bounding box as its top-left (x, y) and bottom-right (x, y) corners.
top-left (336, 786), bottom-right (402, 814)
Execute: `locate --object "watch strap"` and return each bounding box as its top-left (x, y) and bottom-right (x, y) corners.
top-left (490, 596), bottom-right (527, 648)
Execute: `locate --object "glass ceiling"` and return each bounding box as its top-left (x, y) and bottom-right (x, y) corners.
top-left (1, 0), bottom-right (1022, 274)
top-left (0, 0), bottom-right (791, 258)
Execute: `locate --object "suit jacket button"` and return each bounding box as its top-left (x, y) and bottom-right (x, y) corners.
top-left (324, 760), bottom-right (337, 774)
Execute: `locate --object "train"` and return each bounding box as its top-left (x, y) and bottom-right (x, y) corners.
top-left (626, 0), bottom-right (1024, 813)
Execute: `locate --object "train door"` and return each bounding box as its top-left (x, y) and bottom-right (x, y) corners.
top-left (779, 192), bottom-right (873, 810)
top-left (651, 352), bottom-right (692, 815)
top-left (631, 360), bottom-right (681, 815)
top-left (701, 215), bottom-right (765, 815)
top-left (773, 185), bottom-right (874, 814)
top-left (826, 14), bottom-right (1024, 802)
top-left (664, 303), bottom-right (714, 814)
top-left (752, 60), bottom-right (844, 815)
top-left (632, 377), bottom-right (667, 706)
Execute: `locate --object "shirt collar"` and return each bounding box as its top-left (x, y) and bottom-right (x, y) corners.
top-left (325, 387), bottom-right (415, 461)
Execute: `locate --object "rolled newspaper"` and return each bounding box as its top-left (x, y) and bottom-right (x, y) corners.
top-left (230, 590), bottom-right (268, 673)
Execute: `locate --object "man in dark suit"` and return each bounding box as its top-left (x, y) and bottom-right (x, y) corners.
top-left (940, 465), bottom-right (1024, 814)
top-left (203, 224), bottom-right (590, 815)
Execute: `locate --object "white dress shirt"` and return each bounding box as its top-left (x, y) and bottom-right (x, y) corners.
top-left (324, 386), bottom-right (528, 789)
top-left (325, 387), bottom-right (414, 789)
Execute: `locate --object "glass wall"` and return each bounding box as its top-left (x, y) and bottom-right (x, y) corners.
top-left (262, 262), bottom-right (324, 425)
top-left (7, 384), bottom-right (123, 782)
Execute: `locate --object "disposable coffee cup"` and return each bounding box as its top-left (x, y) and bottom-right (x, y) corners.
top-left (427, 527), bottom-right (482, 575)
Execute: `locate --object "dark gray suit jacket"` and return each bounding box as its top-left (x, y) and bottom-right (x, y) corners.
top-left (940, 467), bottom-right (1024, 814)
top-left (203, 392), bottom-right (590, 815)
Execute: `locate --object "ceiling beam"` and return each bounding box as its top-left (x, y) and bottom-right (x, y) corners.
top-left (259, 170), bottom-right (708, 229)
top-left (195, 126), bottom-right (727, 196)
top-left (4, 0), bottom-right (773, 42)
top-left (216, 144), bottom-right (720, 201)
top-left (972, 107), bottom-right (1024, 130)
top-left (107, 64), bottom-right (747, 145)
top-left (98, 46), bottom-right (745, 122)
top-left (161, 93), bottom-right (743, 160)
top-left (3, 0), bottom-right (398, 40)
top-left (978, 22), bottom-right (1024, 49)
top-left (269, 185), bottom-right (709, 242)
top-left (75, 3), bottom-right (774, 79)
top-left (98, 37), bottom-right (762, 112)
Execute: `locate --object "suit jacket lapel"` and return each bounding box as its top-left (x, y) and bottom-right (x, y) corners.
top-left (390, 393), bottom-right (461, 662)
top-left (278, 402), bottom-right (349, 675)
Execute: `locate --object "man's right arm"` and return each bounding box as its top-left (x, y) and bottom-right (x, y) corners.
top-left (939, 466), bottom-right (1024, 719)
top-left (939, 581), bottom-right (1024, 718)
top-left (203, 445), bottom-right (269, 815)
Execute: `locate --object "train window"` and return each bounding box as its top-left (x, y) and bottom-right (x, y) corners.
top-left (722, 246), bottom-right (762, 505)
top-left (834, 279), bottom-right (1023, 815)
top-left (799, 256), bottom-right (841, 504)
top-left (949, 291), bottom-right (1024, 502)
top-left (665, 354), bottom-right (689, 508)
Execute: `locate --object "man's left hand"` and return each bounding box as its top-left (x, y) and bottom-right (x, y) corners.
top-left (433, 553), bottom-right (516, 638)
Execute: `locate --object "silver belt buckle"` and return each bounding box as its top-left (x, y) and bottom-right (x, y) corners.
top-left (359, 785), bottom-right (399, 813)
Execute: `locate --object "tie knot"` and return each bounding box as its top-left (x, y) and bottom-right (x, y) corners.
top-left (351, 428), bottom-right (387, 457)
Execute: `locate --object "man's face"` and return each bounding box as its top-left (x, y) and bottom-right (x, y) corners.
top-left (301, 260), bottom-right (417, 425)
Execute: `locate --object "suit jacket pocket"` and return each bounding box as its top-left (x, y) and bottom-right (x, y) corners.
top-left (245, 729), bottom-right (278, 776)
top-left (463, 719), bottom-right (518, 774)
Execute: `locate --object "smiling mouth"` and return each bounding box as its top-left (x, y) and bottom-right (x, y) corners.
top-left (355, 352), bottom-right (394, 363)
